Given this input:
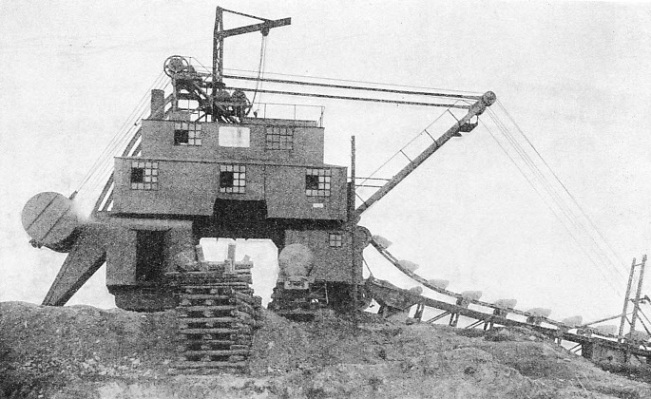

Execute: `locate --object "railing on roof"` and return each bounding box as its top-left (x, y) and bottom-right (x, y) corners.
top-left (250, 102), bottom-right (325, 127)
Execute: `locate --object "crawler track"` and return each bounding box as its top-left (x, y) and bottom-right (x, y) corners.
top-left (167, 258), bottom-right (261, 374)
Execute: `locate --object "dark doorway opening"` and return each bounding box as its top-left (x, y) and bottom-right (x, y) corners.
top-left (212, 199), bottom-right (267, 237)
top-left (136, 230), bottom-right (166, 283)
top-left (192, 199), bottom-right (286, 249)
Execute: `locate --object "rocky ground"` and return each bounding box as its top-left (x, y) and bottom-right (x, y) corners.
top-left (1, 301), bottom-right (650, 399)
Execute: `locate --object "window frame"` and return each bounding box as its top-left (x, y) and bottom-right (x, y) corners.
top-left (130, 160), bottom-right (159, 190)
top-left (265, 125), bottom-right (294, 150)
top-left (328, 233), bottom-right (343, 248)
top-left (219, 164), bottom-right (246, 194)
top-left (174, 122), bottom-right (202, 146)
top-left (305, 168), bottom-right (331, 197)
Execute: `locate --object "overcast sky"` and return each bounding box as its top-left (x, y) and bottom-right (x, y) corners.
top-left (2, 1), bottom-right (651, 326)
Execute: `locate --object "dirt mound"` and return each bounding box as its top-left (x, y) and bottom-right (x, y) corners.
top-left (1, 301), bottom-right (650, 399)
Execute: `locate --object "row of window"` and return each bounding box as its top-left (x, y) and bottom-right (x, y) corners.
top-left (173, 123), bottom-right (295, 150)
top-left (130, 162), bottom-right (332, 197)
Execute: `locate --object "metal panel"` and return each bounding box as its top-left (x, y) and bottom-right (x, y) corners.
top-left (265, 165), bottom-right (347, 220)
top-left (106, 227), bottom-right (137, 286)
top-left (285, 230), bottom-right (352, 283)
top-left (112, 159), bottom-right (265, 215)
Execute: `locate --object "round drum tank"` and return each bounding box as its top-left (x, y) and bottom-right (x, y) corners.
top-left (278, 243), bottom-right (314, 282)
top-left (21, 192), bottom-right (80, 252)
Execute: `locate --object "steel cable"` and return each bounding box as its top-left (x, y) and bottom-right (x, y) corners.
top-left (488, 110), bottom-right (625, 288)
top-left (483, 110), bottom-right (624, 296)
top-left (497, 100), bottom-right (628, 277)
top-left (489, 106), bottom-right (627, 282)
top-left (75, 72), bottom-right (166, 192)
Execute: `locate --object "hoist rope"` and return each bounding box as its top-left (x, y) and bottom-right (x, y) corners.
top-left (223, 75), bottom-right (482, 101)
top-left (496, 100), bottom-right (628, 275)
top-left (480, 116), bottom-right (624, 297)
top-left (74, 73), bottom-right (169, 209)
top-left (486, 109), bottom-right (626, 290)
top-left (250, 35), bottom-right (267, 107)
top-left (222, 67), bottom-right (483, 96)
top-left (492, 108), bottom-right (626, 284)
top-left (74, 72), bottom-right (167, 194)
top-left (482, 107), bottom-right (627, 296)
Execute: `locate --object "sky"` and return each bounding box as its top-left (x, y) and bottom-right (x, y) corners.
top-left (2, 1), bottom-right (651, 327)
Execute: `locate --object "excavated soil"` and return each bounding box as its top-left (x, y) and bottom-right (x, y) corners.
top-left (1, 301), bottom-right (650, 399)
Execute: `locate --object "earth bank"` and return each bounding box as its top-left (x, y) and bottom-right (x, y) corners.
top-left (1, 301), bottom-right (650, 399)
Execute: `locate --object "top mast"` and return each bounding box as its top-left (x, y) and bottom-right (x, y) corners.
top-left (211, 6), bottom-right (291, 120)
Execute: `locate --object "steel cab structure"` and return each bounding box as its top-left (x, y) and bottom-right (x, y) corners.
top-left (102, 77), bottom-right (366, 310)
top-left (22, 7), bottom-right (494, 312)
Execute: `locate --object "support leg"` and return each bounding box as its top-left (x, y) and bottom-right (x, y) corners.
top-left (42, 225), bottom-right (107, 306)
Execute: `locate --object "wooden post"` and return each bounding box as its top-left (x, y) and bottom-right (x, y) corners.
top-left (226, 243), bottom-right (236, 274)
top-left (619, 257), bottom-right (637, 342)
top-left (212, 7), bottom-right (224, 87)
top-left (350, 136), bottom-right (358, 322)
top-left (348, 136), bottom-right (357, 219)
top-left (630, 255), bottom-right (647, 340)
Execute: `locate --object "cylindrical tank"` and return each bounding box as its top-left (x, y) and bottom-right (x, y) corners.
top-left (21, 192), bottom-right (80, 252)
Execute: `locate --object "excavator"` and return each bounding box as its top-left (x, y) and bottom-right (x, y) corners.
top-left (47, 6), bottom-right (651, 373)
